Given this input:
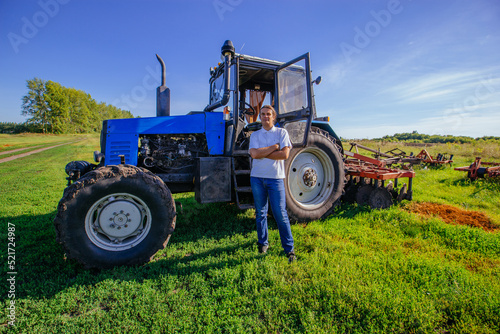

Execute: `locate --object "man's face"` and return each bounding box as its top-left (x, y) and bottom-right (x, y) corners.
top-left (260, 108), bottom-right (275, 129)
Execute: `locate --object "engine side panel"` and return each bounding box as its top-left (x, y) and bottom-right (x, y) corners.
top-left (103, 112), bottom-right (225, 165)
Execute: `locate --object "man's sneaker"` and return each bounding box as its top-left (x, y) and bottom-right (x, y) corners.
top-left (286, 251), bottom-right (297, 263)
top-left (258, 243), bottom-right (269, 254)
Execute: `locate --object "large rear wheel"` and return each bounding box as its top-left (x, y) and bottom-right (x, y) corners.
top-left (284, 127), bottom-right (345, 222)
top-left (54, 165), bottom-right (176, 269)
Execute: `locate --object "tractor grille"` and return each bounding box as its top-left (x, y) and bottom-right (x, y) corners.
top-left (108, 140), bottom-right (134, 165)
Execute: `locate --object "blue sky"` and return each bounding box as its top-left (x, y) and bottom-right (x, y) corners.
top-left (1, 0), bottom-right (499, 139)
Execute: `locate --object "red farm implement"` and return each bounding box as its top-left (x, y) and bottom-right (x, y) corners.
top-left (454, 157), bottom-right (500, 180)
top-left (348, 142), bottom-right (421, 168)
top-left (343, 144), bottom-right (415, 209)
top-left (415, 149), bottom-right (453, 166)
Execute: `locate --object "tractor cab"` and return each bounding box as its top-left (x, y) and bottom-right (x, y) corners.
top-left (205, 40), bottom-right (321, 154)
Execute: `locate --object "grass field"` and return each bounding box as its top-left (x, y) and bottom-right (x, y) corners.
top-left (0, 133), bottom-right (85, 152)
top-left (0, 134), bottom-right (88, 160)
top-left (1, 134), bottom-right (499, 333)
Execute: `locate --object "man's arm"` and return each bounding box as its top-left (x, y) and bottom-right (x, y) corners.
top-left (265, 146), bottom-right (290, 160)
top-left (250, 145), bottom-right (290, 160)
top-left (249, 144), bottom-right (280, 159)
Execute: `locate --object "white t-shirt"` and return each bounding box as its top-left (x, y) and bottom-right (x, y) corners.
top-left (249, 126), bottom-right (292, 179)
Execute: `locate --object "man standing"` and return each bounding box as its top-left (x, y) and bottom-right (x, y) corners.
top-left (249, 105), bottom-right (296, 262)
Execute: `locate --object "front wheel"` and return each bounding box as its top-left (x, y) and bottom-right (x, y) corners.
top-left (284, 127), bottom-right (345, 222)
top-left (54, 165), bottom-right (176, 269)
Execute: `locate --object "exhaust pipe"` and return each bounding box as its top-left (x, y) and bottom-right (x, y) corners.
top-left (156, 54), bottom-right (170, 117)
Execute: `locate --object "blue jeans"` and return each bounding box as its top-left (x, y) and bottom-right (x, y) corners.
top-left (250, 177), bottom-right (294, 254)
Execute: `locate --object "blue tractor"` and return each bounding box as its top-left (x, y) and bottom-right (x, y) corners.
top-left (54, 40), bottom-right (345, 268)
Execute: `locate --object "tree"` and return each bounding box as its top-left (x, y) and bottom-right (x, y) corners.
top-left (21, 78), bottom-right (134, 134)
top-left (44, 80), bottom-right (71, 133)
top-left (22, 78), bottom-right (50, 133)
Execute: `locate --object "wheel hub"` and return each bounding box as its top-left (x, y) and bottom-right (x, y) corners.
top-left (302, 167), bottom-right (318, 187)
top-left (85, 193), bottom-right (152, 251)
top-left (99, 200), bottom-right (142, 238)
top-left (288, 150), bottom-right (334, 207)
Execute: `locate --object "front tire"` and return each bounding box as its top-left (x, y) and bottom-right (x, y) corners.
top-left (54, 165), bottom-right (176, 269)
top-left (284, 127), bottom-right (345, 222)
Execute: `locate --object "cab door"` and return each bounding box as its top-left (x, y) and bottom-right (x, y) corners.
top-left (275, 53), bottom-right (315, 147)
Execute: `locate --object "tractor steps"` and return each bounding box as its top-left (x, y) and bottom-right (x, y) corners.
top-left (235, 186), bottom-right (252, 193)
top-left (232, 155), bottom-right (254, 211)
top-left (237, 203), bottom-right (254, 210)
top-left (233, 169), bottom-right (251, 175)
top-left (233, 150), bottom-right (250, 156)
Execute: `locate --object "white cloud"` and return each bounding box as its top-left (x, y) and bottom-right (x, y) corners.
top-left (316, 41), bottom-right (500, 138)
top-left (381, 69), bottom-right (500, 105)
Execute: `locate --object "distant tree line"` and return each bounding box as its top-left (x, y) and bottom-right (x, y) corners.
top-left (2, 78), bottom-right (134, 134)
top-left (0, 122), bottom-right (31, 134)
top-left (376, 131), bottom-right (500, 144)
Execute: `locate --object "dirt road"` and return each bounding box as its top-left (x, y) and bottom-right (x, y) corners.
top-left (0, 142), bottom-right (75, 164)
top-left (0, 145), bottom-right (43, 156)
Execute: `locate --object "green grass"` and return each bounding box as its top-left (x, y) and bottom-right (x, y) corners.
top-left (413, 166), bottom-right (500, 223)
top-left (1, 135), bottom-right (499, 333)
top-left (350, 140), bottom-right (500, 161)
top-left (0, 134), bottom-right (86, 152)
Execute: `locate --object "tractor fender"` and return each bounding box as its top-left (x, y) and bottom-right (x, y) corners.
top-left (311, 120), bottom-right (343, 152)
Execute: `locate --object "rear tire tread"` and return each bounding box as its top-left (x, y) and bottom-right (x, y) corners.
top-left (54, 164), bottom-right (176, 269)
top-left (285, 127), bottom-right (345, 223)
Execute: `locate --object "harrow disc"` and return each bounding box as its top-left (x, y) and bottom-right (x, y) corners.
top-left (368, 187), bottom-right (393, 209)
top-left (356, 184), bottom-right (373, 206)
top-left (343, 182), bottom-right (358, 203)
top-left (397, 183), bottom-right (408, 202)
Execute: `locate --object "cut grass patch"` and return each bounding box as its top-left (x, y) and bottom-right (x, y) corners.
top-left (406, 202), bottom-right (499, 232)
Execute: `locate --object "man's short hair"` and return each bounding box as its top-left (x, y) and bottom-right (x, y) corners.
top-left (260, 105), bottom-right (277, 123)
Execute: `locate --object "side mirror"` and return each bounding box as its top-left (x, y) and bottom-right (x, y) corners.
top-left (313, 76), bottom-right (322, 85)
